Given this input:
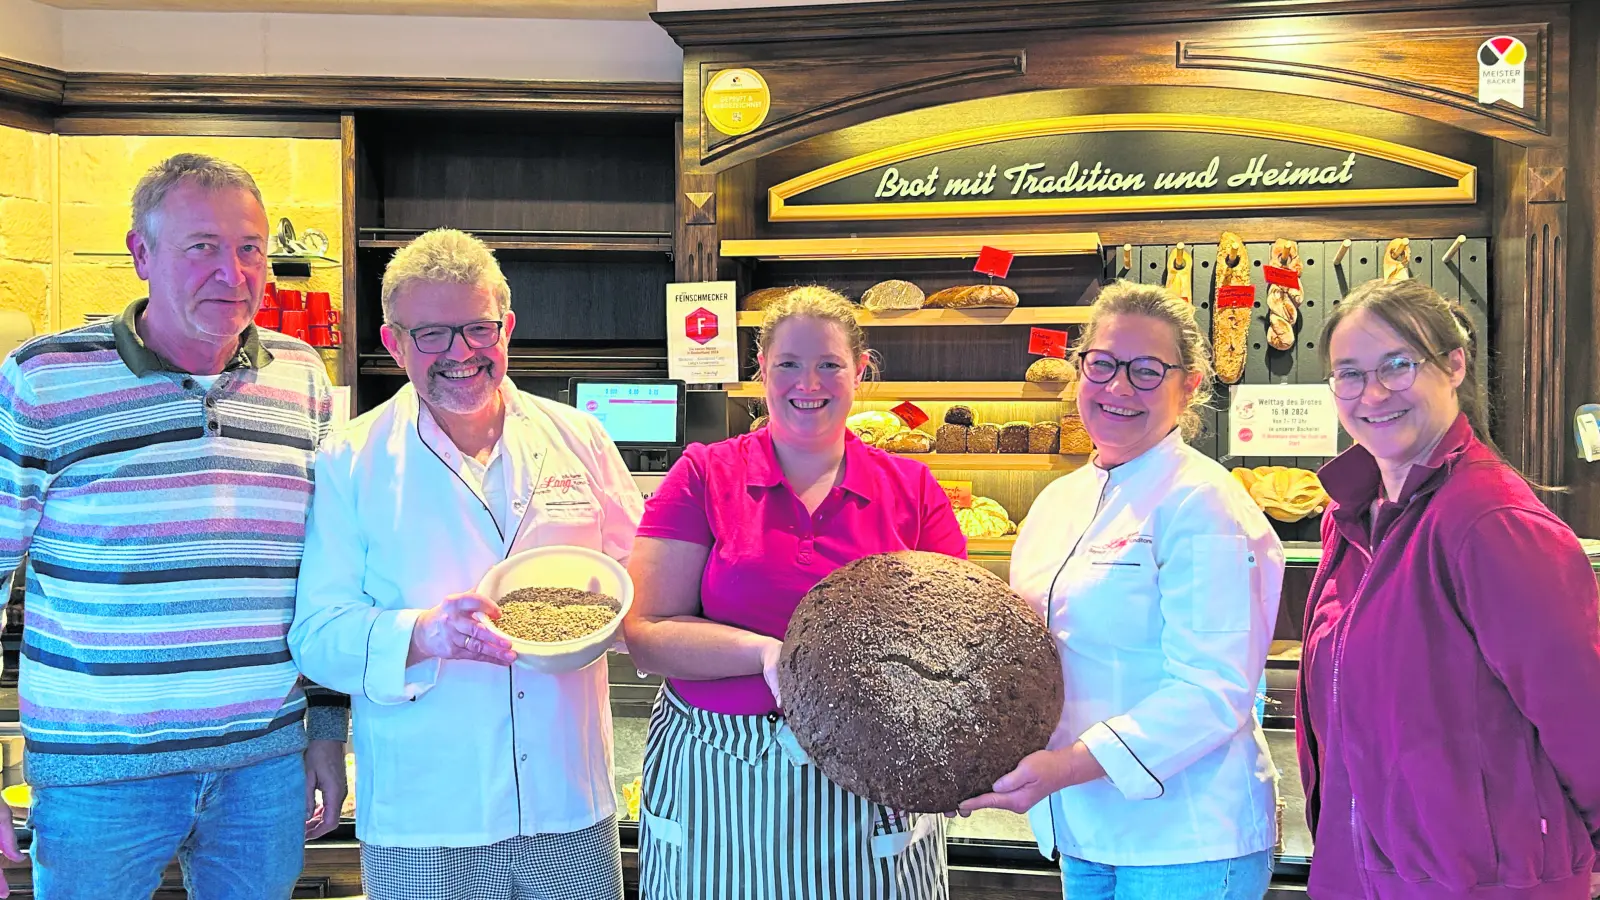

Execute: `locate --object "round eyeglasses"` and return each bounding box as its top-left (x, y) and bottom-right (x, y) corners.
top-left (1326, 356), bottom-right (1422, 400)
top-left (398, 320), bottom-right (505, 354)
top-left (1079, 349), bottom-right (1184, 391)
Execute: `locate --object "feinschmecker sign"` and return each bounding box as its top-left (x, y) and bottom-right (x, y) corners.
top-left (767, 114), bottom-right (1477, 222)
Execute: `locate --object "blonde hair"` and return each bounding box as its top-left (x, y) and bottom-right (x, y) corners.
top-left (131, 154), bottom-right (263, 244)
top-left (756, 285), bottom-right (879, 380)
top-left (1074, 279), bottom-right (1215, 440)
top-left (380, 228), bottom-right (512, 323)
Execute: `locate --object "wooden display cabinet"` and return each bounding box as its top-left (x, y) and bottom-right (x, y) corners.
top-left (342, 110), bottom-right (682, 411)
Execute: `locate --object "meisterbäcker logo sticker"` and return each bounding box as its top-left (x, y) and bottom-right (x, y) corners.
top-left (1478, 36), bottom-right (1526, 108)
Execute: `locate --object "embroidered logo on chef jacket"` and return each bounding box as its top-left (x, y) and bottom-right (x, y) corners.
top-left (534, 471), bottom-right (599, 520)
top-left (1085, 532), bottom-right (1154, 568)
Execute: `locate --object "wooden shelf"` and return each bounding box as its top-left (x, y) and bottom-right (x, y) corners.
top-left (720, 232), bottom-right (1101, 261)
top-left (735, 306), bottom-right (1091, 328)
top-left (358, 237), bottom-right (672, 254)
top-left (966, 536), bottom-right (1017, 557)
top-left (724, 381), bottom-right (1076, 401)
top-left (896, 453), bottom-right (1085, 471)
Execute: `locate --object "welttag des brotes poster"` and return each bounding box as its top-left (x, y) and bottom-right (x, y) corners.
top-left (666, 281), bottom-right (738, 384)
top-left (1228, 384), bottom-right (1340, 458)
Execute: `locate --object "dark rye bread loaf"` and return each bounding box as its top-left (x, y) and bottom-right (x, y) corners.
top-left (967, 423), bottom-right (1000, 453)
top-left (778, 551), bottom-right (1063, 812)
top-left (998, 422), bottom-right (1030, 453)
top-left (934, 423), bottom-right (968, 453)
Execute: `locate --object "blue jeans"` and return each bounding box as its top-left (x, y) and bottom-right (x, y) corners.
top-left (30, 751), bottom-right (307, 900)
top-left (1061, 850), bottom-right (1274, 900)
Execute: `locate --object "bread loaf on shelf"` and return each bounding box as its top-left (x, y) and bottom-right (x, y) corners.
top-left (955, 497), bottom-right (1015, 538)
top-left (998, 422), bottom-right (1030, 453)
top-left (861, 280), bottom-right (925, 311)
top-left (943, 405), bottom-right (976, 427)
top-left (934, 424), bottom-right (969, 454)
top-left (968, 423), bottom-right (1000, 453)
top-left (882, 429), bottom-right (933, 454)
top-left (1059, 415), bottom-right (1093, 455)
top-left (1027, 421), bottom-right (1060, 454)
top-left (1025, 357), bottom-right (1075, 383)
top-left (925, 285), bottom-right (1019, 309)
top-left (741, 286), bottom-right (793, 311)
top-left (845, 410), bottom-right (904, 447)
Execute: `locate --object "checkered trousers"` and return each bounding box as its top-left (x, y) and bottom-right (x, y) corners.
top-left (360, 815), bottom-right (624, 900)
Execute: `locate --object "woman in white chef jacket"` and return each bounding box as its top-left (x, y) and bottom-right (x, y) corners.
top-left (960, 280), bottom-right (1285, 900)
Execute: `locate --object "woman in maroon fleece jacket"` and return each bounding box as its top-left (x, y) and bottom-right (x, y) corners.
top-left (1298, 278), bottom-right (1600, 900)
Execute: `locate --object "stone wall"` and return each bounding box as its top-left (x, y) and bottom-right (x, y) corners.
top-left (56, 134), bottom-right (343, 330)
top-left (0, 123), bottom-right (55, 338)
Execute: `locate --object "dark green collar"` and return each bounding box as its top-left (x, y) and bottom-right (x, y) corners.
top-left (113, 298), bottom-right (272, 378)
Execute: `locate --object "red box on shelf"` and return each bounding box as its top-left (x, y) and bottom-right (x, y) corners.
top-left (280, 310), bottom-right (309, 342)
top-left (255, 283), bottom-right (282, 331)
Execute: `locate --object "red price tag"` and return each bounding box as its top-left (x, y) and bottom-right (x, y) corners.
top-left (1216, 285), bottom-right (1256, 309)
top-left (974, 246), bottom-right (1015, 279)
top-left (1263, 265), bottom-right (1302, 290)
top-left (938, 480), bottom-right (974, 509)
top-left (1029, 327), bottom-right (1069, 358)
top-left (891, 402), bottom-right (929, 429)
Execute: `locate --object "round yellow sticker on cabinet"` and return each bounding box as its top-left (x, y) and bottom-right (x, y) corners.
top-left (704, 68), bottom-right (771, 136)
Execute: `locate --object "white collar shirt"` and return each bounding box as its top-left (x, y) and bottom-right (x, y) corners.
top-left (1009, 430), bottom-right (1286, 867)
top-left (290, 380), bottom-right (644, 848)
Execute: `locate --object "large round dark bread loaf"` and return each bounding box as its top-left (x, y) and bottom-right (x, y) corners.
top-left (777, 551), bottom-right (1063, 812)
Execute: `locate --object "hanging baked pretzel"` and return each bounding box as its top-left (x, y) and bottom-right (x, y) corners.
top-left (1265, 239), bottom-right (1303, 352)
top-left (1213, 232), bottom-right (1253, 384)
top-left (1383, 237), bottom-right (1412, 284)
top-left (1165, 243), bottom-right (1193, 304)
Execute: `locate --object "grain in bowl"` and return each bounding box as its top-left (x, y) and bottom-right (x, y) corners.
top-left (496, 587), bottom-right (621, 643)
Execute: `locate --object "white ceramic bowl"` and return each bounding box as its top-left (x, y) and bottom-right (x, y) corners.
top-left (475, 545), bottom-right (633, 674)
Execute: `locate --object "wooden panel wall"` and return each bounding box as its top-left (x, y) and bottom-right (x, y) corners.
top-left (659, 0), bottom-right (1585, 529)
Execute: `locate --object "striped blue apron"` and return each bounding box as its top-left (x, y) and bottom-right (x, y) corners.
top-left (637, 686), bottom-right (949, 900)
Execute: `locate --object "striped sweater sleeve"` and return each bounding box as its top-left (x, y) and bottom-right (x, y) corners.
top-left (299, 367), bottom-right (351, 743)
top-left (0, 354), bottom-right (51, 578)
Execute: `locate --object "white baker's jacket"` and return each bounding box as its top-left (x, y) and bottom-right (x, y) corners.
top-left (289, 381), bottom-right (643, 848)
top-left (1009, 430), bottom-right (1285, 867)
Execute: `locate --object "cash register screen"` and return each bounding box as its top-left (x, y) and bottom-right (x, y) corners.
top-left (569, 379), bottom-right (686, 449)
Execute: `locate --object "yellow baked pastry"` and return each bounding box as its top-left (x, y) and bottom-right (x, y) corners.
top-left (845, 410), bottom-right (904, 447)
top-left (955, 496), bottom-right (1015, 538)
top-left (1231, 466), bottom-right (1329, 523)
top-left (882, 429), bottom-right (933, 453)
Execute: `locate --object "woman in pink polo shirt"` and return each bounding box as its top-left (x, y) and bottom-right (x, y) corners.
top-left (622, 285), bottom-right (966, 900)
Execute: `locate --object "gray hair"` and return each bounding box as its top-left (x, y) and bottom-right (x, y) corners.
top-left (1074, 279), bottom-right (1215, 441)
top-left (130, 153), bottom-right (264, 244)
top-left (380, 228), bottom-right (512, 324)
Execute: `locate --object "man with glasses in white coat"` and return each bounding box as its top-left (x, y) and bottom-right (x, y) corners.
top-left (289, 228), bottom-right (643, 900)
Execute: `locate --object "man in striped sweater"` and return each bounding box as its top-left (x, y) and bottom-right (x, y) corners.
top-left (0, 154), bottom-right (349, 900)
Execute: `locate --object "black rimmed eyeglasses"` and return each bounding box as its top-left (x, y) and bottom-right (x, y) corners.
top-left (1326, 356), bottom-right (1423, 400)
top-left (395, 320), bottom-right (505, 354)
top-left (1079, 350), bottom-right (1184, 391)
